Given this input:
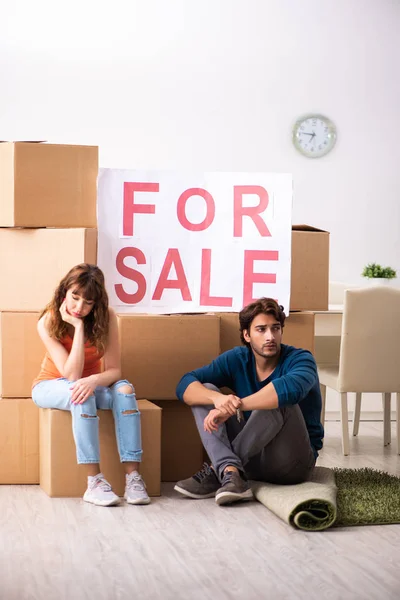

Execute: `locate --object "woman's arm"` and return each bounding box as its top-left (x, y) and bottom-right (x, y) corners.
top-left (88, 307), bottom-right (121, 388)
top-left (37, 312), bottom-right (85, 381)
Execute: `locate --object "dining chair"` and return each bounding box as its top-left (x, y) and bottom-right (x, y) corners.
top-left (318, 286), bottom-right (400, 455)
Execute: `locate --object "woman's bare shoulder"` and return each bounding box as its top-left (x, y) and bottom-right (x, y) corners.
top-left (38, 311), bottom-right (51, 331)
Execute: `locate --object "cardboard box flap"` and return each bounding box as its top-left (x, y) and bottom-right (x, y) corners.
top-left (292, 224), bottom-right (329, 233)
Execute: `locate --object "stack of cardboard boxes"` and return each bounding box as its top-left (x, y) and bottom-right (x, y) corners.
top-left (0, 143), bottom-right (329, 496)
top-left (0, 142), bottom-right (97, 486)
top-left (0, 142), bottom-right (162, 496)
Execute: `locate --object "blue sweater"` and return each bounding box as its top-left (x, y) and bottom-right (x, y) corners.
top-left (176, 344), bottom-right (324, 457)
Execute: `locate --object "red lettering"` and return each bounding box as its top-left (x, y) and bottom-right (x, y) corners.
top-left (115, 247), bottom-right (147, 304)
top-left (123, 182), bottom-right (158, 236)
top-left (233, 186), bottom-right (271, 237)
top-left (243, 250), bottom-right (279, 306)
top-left (200, 249), bottom-right (233, 307)
top-left (177, 188), bottom-right (215, 231)
top-left (152, 249), bottom-right (192, 301)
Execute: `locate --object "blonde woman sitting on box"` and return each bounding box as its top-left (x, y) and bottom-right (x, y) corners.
top-left (32, 263), bottom-right (150, 507)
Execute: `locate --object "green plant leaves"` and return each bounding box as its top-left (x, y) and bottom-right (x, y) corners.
top-left (362, 262), bottom-right (397, 279)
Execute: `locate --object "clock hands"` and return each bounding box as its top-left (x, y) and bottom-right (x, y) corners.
top-left (301, 131), bottom-right (317, 144)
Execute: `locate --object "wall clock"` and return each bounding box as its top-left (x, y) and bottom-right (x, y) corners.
top-left (293, 114), bottom-right (337, 158)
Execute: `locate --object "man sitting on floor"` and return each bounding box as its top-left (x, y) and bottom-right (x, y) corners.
top-left (174, 297), bottom-right (324, 506)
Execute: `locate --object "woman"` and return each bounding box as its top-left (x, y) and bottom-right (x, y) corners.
top-left (32, 263), bottom-right (150, 507)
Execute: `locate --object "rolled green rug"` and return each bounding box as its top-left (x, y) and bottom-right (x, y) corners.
top-left (252, 466), bottom-right (337, 531)
top-left (252, 466), bottom-right (400, 531)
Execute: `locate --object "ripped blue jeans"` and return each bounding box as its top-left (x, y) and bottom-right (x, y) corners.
top-left (32, 379), bottom-right (142, 464)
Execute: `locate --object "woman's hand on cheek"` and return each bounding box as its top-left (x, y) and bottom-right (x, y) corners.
top-left (60, 299), bottom-right (83, 328)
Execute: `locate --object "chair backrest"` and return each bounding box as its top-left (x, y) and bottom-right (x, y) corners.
top-left (338, 286), bottom-right (400, 392)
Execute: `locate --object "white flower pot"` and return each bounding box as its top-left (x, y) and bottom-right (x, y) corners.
top-left (365, 278), bottom-right (397, 287)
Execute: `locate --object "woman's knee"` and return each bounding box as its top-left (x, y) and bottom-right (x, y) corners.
top-left (113, 380), bottom-right (138, 413)
top-left (114, 380), bottom-right (135, 395)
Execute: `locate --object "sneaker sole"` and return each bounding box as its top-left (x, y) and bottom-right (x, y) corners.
top-left (174, 484), bottom-right (217, 499)
top-left (83, 494), bottom-right (121, 507)
top-left (215, 489), bottom-right (254, 506)
top-left (124, 494), bottom-right (151, 505)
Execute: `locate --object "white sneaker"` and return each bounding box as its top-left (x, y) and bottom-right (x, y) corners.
top-left (124, 471), bottom-right (151, 505)
top-left (83, 473), bottom-right (121, 507)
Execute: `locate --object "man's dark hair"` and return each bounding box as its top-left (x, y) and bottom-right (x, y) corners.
top-left (239, 298), bottom-right (286, 347)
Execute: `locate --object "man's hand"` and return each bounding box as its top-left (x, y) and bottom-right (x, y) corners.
top-left (204, 408), bottom-right (230, 434)
top-left (213, 393), bottom-right (241, 416)
top-left (70, 376), bottom-right (97, 404)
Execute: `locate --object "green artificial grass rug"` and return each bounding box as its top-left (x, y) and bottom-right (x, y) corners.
top-left (251, 466), bottom-right (400, 531)
top-left (334, 467), bottom-right (400, 528)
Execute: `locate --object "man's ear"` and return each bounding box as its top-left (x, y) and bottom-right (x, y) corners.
top-left (243, 328), bottom-right (250, 343)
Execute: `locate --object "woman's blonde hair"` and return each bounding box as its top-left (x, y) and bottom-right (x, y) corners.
top-left (40, 264), bottom-right (109, 353)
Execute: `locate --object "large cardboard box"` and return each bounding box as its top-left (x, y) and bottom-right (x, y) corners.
top-left (153, 400), bottom-right (204, 481)
top-left (0, 311), bottom-right (42, 397)
top-left (0, 142), bottom-right (98, 227)
top-left (0, 228), bottom-right (97, 310)
top-left (218, 311), bottom-right (315, 355)
top-left (291, 225), bottom-right (329, 311)
top-left (39, 399), bottom-right (161, 497)
top-left (0, 399), bottom-right (39, 483)
top-left (118, 314), bottom-right (220, 399)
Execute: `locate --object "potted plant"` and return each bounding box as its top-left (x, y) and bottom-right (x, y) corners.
top-left (362, 263), bottom-right (397, 286)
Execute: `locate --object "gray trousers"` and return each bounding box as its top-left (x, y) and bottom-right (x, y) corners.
top-left (192, 385), bottom-right (316, 484)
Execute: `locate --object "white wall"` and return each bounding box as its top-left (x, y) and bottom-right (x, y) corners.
top-left (2, 0), bottom-right (399, 284)
top-left (3, 0), bottom-right (399, 417)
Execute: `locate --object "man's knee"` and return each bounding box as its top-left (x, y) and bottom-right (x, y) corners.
top-left (203, 383), bottom-right (220, 393)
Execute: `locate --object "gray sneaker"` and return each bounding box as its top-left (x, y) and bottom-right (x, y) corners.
top-left (174, 463), bottom-right (220, 499)
top-left (215, 470), bottom-right (254, 506)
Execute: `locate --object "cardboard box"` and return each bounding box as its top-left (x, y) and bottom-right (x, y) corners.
top-left (0, 228), bottom-right (97, 310)
top-left (283, 312), bottom-right (315, 354)
top-left (291, 225), bottom-right (329, 311)
top-left (218, 311), bottom-right (315, 355)
top-left (0, 398), bottom-right (39, 483)
top-left (118, 314), bottom-right (220, 399)
top-left (153, 400), bottom-right (204, 481)
top-left (0, 142), bottom-right (98, 227)
top-left (0, 311), bottom-right (42, 397)
top-left (39, 399), bottom-right (161, 497)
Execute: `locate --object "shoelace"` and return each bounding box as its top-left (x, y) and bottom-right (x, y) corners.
top-left (221, 470), bottom-right (235, 485)
top-left (193, 462), bottom-right (214, 483)
top-left (127, 473), bottom-right (146, 491)
top-left (92, 476), bottom-right (112, 492)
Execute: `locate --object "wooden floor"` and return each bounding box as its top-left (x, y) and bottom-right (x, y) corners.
top-left (1, 421), bottom-right (400, 600)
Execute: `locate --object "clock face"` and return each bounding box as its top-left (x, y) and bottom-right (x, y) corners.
top-left (293, 114), bottom-right (337, 158)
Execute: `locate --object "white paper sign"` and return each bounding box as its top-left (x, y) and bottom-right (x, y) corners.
top-left (97, 170), bottom-right (293, 314)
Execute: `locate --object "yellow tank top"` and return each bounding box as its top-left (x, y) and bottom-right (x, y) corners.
top-left (32, 334), bottom-right (104, 389)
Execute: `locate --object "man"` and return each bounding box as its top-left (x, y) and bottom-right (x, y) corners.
top-left (175, 298), bottom-right (324, 506)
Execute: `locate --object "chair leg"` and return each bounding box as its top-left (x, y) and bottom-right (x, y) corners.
top-left (352, 393), bottom-right (362, 436)
top-left (320, 384), bottom-right (326, 428)
top-left (340, 392), bottom-right (350, 455)
top-left (383, 393), bottom-right (391, 446)
top-left (396, 393), bottom-right (400, 455)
